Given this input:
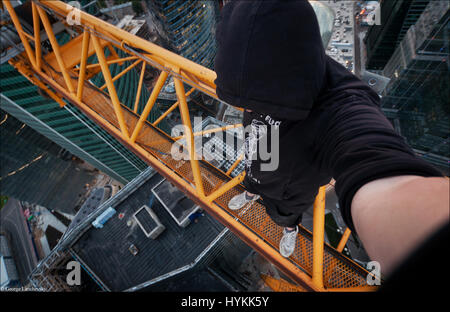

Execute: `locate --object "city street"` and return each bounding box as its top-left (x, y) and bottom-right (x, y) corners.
top-left (0, 198), bottom-right (39, 284)
top-left (324, 0), bottom-right (356, 73)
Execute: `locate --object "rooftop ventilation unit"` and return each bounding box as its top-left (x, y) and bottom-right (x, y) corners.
top-left (92, 207), bottom-right (116, 229)
top-left (152, 179), bottom-right (200, 228)
top-left (133, 205), bottom-right (165, 239)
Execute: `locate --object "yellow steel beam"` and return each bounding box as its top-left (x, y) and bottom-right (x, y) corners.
top-left (206, 153), bottom-right (245, 196)
top-left (152, 87), bottom-right (195, 126)
top-left (4, 1), bottom-right (36, 68)
top-left (133, 61), bottom-right (146, 113)
top-left (76, 56), bottom-right (140, 71)
top-left (140, 52), bottom-right (217, 100)
top-left (32, 3), bottom-right (41, 70)
top-left (37, 5), bottom-right (75, 95)
top-left (99, 59), bottom-right (142, 91)
top-left (41, 1), bottom-right (217, 89)
top-left (312, 186), bottom-right (326, 290)
top-left (107, 43), bottom-right (120, 63)
top-left (130, 70), bottom-right (168, 142)
top-left (326, 286), bottom-right (378, 292)
top-left (172, 123), bottom-right (243, 140)
top-left (91, 32), bottom-right (130, 138)
top-left (173, 76), bottom-right (205, 197)
top-left (140, 52), bottom-right (218, 99)
top-left (226, 153), bottom-right (244, 176)
top-left (261, 274), bottom-right (307, 292)
top-left (19, 29), bottom-right (35, 42)
top-left (205, 172), bottom-right (246, 204)
top-left (336, 228), bottom-right (352, 253)
top-left (178, 68), bottom-right (217, 99)
top-left (77, 30), bottom-right (90, 101)
top-left (44, 32), bottom-right (103, 72)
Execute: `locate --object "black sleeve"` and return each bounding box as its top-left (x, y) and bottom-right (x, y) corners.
top-left (379, 222), bottom-right (449, 292)
top-left (315, 97), bottom-right (444, 233)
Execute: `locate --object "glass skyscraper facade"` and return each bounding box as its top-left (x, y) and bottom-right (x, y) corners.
top-left (0, 110), bottom-right (98, 212)
top-left (381, 1), bottom-right (449, 174)
top-left (0, 63), bottom-right (148, 184)
top-left (0, 1), bottom-right (171, 185)
top-left (364, 0), bottom-right (431, 70)
top-left (148, 0), bottom-right (219, 69)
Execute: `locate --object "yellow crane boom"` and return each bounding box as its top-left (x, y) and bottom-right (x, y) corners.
top-left (3, 0), bottom-right (378, 292)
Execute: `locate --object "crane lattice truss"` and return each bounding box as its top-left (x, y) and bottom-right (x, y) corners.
top-left (4, 0), bottom-right (378, 292)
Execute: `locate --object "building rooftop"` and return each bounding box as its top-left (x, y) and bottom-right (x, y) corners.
top-left (65, 187), bottom-right (110, 234)
top-left (116, 15), bottom-right (146, 35)
top-left (70, 168), bottom-right (227, 291)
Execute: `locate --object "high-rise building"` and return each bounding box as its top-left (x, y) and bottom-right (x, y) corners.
top-left (0, 110), bottom-right (100, 212)
top-left (380, 0), bottom-right (449, 174)
top-left (28, 166), bottom-right (252, 292)
top-left (364, 0), bottom-right (431, 70)
top-left (0, 234), bottom-right (20, 288)
top-left (137, 1), bottom-right (222, 121)
top-left (146, 0), bottom-right (219, 70)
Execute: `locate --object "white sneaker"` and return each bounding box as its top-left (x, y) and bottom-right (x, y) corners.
top-left (279, 226), bottom-right (298, 258)
top-left (228, 192), bottom-right (260, 211)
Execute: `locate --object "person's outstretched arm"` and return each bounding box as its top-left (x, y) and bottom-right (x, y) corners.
top-left (351, 175), bottom-right (449, 275)
top-left (315, 98), bottom-right (448, 278)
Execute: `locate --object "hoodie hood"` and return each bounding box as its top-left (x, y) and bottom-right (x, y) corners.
top-left (214, 0), bottom-right (326, 120)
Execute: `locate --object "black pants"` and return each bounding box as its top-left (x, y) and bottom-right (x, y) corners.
top-left (243, 163), bottom-right (319, 228)
top-left (242, 95), bottom-right (443, 231)
top-left (241, 109), bottom-right (330, 228)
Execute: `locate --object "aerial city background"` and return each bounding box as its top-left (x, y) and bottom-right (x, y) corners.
top-left (0, 0), bottom-right (448, 291)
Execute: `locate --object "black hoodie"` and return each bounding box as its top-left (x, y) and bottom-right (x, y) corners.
top-left (214, 0), bottom-right (350, 226)
top-left (214, 0), bottom-right (443, 228)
